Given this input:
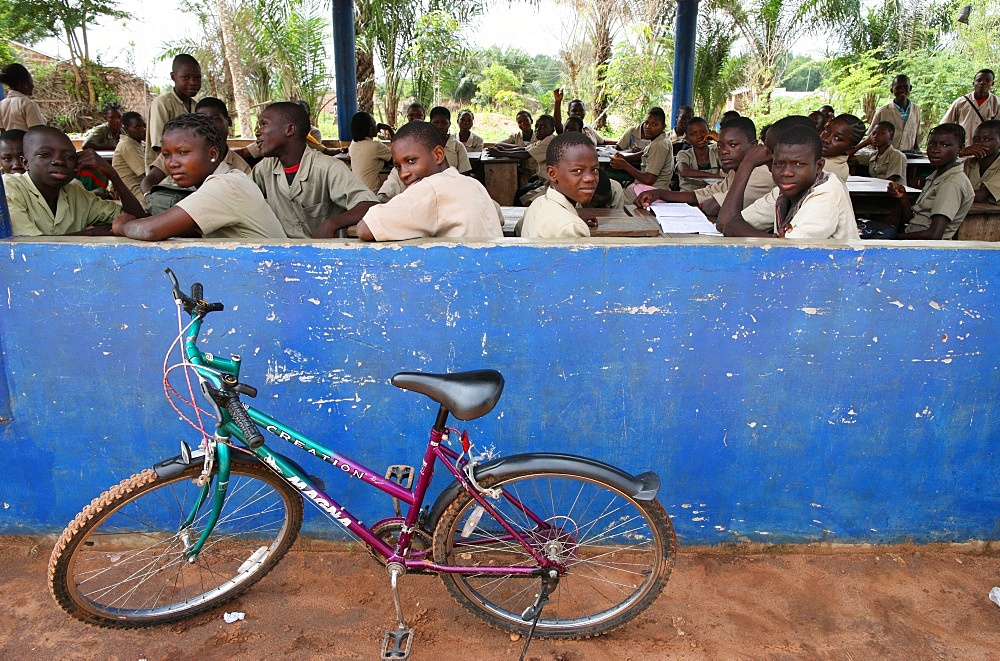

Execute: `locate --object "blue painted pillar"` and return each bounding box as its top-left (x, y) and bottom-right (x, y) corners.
top-left (331, 0), bottom-right (358, 142)
top-left (671, 0), bottom-right (699, 126)
top-left (0, 176), bottom-right (11, 421)
top-left (0, 176), bottom-right (10, 239)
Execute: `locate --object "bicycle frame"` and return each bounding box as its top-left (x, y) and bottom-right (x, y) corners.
top-left (179, 312), bottom-right (558, 577)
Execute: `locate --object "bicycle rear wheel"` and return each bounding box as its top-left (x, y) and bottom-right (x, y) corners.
top-left (432, 468), bottom-right (676, 638)
top-left (49, 461), bottom-right (303, 627)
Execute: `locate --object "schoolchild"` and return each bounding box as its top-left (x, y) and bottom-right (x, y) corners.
top-left (519, 132), bottom-right (599, 239)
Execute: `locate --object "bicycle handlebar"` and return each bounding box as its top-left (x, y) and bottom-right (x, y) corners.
top-left (225, 394), bottom-right (265, 449)
top-left (165, 268), bottom-right (224, 316)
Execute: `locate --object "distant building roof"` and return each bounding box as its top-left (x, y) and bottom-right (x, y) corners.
top-left (4, 40), bottom-right (62, 67)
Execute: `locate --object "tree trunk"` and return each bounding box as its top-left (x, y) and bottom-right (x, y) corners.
top-left (591, 22), bottom-right (612, 130)
top-left (215, 0), bottom-right (254, 137)
top-left (356, 49), bottom-right (375, 114)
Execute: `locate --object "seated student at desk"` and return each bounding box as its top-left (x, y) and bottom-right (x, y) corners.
top-left (252, 102), bottom-right (378, 239)
top-left (112, 112), bottom-right (147, 201)
top-left (487, 115), bottom-right (557, 198)
top-left (112, 114), bottom-right (285, 240)
top-left (348, 111), bottom-right (393, 193)
top-left (889, 123), bottom-right (974, 239)
top-left (376, 103), bottom-right (430, 201)
top-left (616, 120), bottom-right (649, 151)
top-left (717, 124), bottom-right (857, 241)
top-left (356, 121), bottom-right (503, 242)
top-left (81, 103), bottom-right (123, 151)
top-left (854, 121), bottom-right (907, 183)
top-left (429, 106), bottom-right (472, 175)
top-left (457, 109), bottom-right (484, 152)
top-left (519, 133), bottom-right (600, 239)
top-left (962, 120), bottom-right (1000, 205)
top-left (675, 117), bottom-right (721, 191)
top-left (636, 117), bottom-right (771, 215)
top-left (821, 113), bottom-right (866, 182)
top-left (553, 88), bottom-right (606, 145)
top-left (0, 128), bottom-right (25, 174)
top-left (564, 116), bottom-right (585, 133)
top-left (505, 111), bottom-right (534, 147)
top-left (4, 126), bottom-right (145, 236)
top-left (666, 106), bottom-right (694, 145)
top-left (609, 107), bottom-right (673, 203)
top-left (585, 170), bottom-right (624, 209)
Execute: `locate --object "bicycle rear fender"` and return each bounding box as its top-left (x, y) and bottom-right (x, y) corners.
top-left (424, 452), bottom-right (660, 532)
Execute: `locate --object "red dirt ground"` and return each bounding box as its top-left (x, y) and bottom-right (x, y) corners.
top-left (3, 538), bottom-right (1000, 659)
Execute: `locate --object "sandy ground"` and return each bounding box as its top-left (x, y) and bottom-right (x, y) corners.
top-left (3, 538), bottom-right (1000, 660)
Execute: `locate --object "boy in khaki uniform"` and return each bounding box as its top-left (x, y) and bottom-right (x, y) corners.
top-left (941, 70), bottom-right (1000, 144)
top-left (962, 120), bottom-right (1000, 205)
top-left (891, 123), bottom-right (974, 239)
top-left (856, 121), bottom-right (907, 183)
top-left (717, 125), bottom-right (857, 241)
top-left (251, 102), bottom-right (378, 238)
top-left (519, 133), bottom-right (597, 239)
top-left (429, 107), bottom-right (472, 174)
top-left (487, 115), bottom-right (557, 185)
top-left (610, 107), bottom-right (673, 203)
top-left (5, 126), bottom-right (145, 236)
top-left (146, 54), bottom-right (201, 169)
top-left (358, 122), bottom-right (502, 242)
top-left (503, 111), bottom-right (534, 147)
top-left (868, 75), bottom-right (922, 151)
top-left (112, 112), bottom-right (147, 201)
top-left (348, 111), bottom-right (393, 193)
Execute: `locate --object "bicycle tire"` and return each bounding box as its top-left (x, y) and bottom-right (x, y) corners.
top-left (49, 461), bottom-right (303, 627)
top-left (432, 468), bottom-right (676, 639)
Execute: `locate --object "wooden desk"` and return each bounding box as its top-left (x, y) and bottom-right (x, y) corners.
top-left (501, 206), bottom-right (660, 237)
top-left (846, 176), bottom-right (918, 222)
top-left (471, 153), bottom-right (519, 206)
top-left (905, 154), bottom-right (933, 188)
top-left (954, 203), bottom-right (1000, 241)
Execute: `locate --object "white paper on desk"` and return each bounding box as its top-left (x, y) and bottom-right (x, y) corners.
top-left (649, 202), bottom-right (722, 235)
top-left (466, 151), bottom-right (483, 159)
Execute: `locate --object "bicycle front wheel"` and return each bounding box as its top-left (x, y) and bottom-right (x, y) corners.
top-left (49, 461), bottom-right (303, 627)
top-left (432, 468), bottom-right (676, 638)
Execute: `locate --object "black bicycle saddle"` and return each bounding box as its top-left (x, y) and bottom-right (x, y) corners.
top-left (391, 370), bottom-right (504, 420)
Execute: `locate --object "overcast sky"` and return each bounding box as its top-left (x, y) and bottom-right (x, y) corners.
top-left (34, 1), bottom-right (824, 88)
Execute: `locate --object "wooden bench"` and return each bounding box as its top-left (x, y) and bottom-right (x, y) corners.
top-left (955, 202), bottom-right (1000, 241)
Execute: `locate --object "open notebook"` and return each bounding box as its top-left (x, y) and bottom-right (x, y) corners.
top-left (649, 202), bottom-right (722, 235)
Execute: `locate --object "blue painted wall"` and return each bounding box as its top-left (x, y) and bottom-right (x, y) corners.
top-left (2, 239), bottom-right (999, 545)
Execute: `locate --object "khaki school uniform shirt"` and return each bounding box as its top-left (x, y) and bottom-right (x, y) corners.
top-left (823, 155), bottom-right (850, 182)
top-left (443, 135), bottom-right (472, 173)
top-left (864, 146), bottom-right (907, 183)
top-left (175, 162), bottom-right (285, 239)
top-left (964, 156), bottom-right (1000, 204)
top-left (112, 135), bottom-right (146, 200)
top-left (942, 93), bottom-right (1000, 144)
top-left (519, 187), bottom-right (590, 239)
top-left (504, 130), bottom-right (532, 147)
top-left (870, 101), bottom-right (921, 151)
top-left (253, 147), bottom-right (378, 238)
top-left (616, 124), bottom-right (649, 151)
top-left (362, 167), bottom-right (503, 241)
top-left (3, 173), bottom-right (120, 236)
top-left (349, 138), bottom-right (392, 193)
top-left (641, 133), bottom-right (674, 190)
top-left (84, 123), bottom-right (121, 147)
top-left (675, 144), bottom-right (721, 191)
top-left (906, 163), bottom-right (974, 239)
top-left (461, 132), bottom-right (485, 152)
top-left (526, 134), bottom-right (555, 179)
top-left (741, 175), bottom-right (857, 241)
top-left (378, 168), bottom-right (405, 199)
top-left (0, 90), bottom-right (46, 131)
top-left (146, 90), bottom-right (194, 169)
top-left (582, 125), bottom-right (602, 146)
top-left (694, 165), bottom-right (774, 211)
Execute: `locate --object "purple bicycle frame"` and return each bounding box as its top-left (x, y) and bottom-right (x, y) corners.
top-left (244, 405), bottom-right (562, 576)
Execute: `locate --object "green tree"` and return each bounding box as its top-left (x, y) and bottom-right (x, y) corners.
top-left (692, 10), bottom-right (744, 123)
top-left (475, 62), bottom-right (520, 107)
top-left (409, 11), bottom-right (465, 108)
top-left (603, 24), bottom-right (672, 126)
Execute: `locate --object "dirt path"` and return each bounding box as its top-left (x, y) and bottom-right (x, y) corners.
top-left (3, 538), bottom-right (1000, 659)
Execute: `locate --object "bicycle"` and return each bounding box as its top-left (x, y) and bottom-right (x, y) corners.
top-left (48, 269), bottom-right (677, 659)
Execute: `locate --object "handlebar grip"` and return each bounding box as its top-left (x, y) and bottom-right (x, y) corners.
top-left (191, 282), bottom-right (204, 302)
top-left (225, 396), bottom-right (265, 449)
top-left (204, 302), bottom-right (225, 312)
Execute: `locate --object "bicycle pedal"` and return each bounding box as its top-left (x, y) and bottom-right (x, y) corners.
top-left (381, 626), bottom-right (414, 660)
top-left (384, 465), bottom-right (414, 517)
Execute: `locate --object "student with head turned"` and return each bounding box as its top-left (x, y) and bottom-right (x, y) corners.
top-left (807, 111), bottom-right (827, 133)
top-left (504, 110), bottom-right (534, 147)
top-left (146, 54), bottom-right (202, 169)
top-left (854, 121), bottom-right (907, 183)
top-left (552, 88), bottom-right (606, 145)
top-left (889, 123), bottom-right (973, 239)
top-left (428, 106), bottom-right (472, 174)
top-left (112, 114), bottom-right (283, 240)
top-left (820, 113), bottom-right (866, 182)
top-left (717, 124), bottom-right (857, 240)
top-left (251, 101), bottom-right (378, 238)
top-left (941, 69), bottom-right (1000, 144)
top-left (356, 121), bottom-right (503, 242)
top-left (675, 117), bottom-right (721, 191)
top-left (112, 112), bottom-right (147, 201)
top-left (4, 126), bottom-right (145, 236)
top-left (636, 117), bottom-right (773, 216)
top-left (487, 114), bottom-right (557, 186)
top-left (666, 105), bottom-right (694, 144)
top-left (141, 97), bottom-right (250, 199)
top-left (961, 120), bottom-right (1000, 205)
top-left (0, 63), bottom-right (45, 131)
top-left (868, 75), bottom-right (922, 151)
top-left (405, 102), bottom-right (425, 123)
top-left (616, 120), bottom-right (649, 152)
top-left (348, 111), bottom-right (393, 193)
top-left (609, 107), bottom-right (673, 203)
top-left (518, 133), bottom-right (600, 239)
top-left (82, 103), bottom-right (123, 151)
top-left (818, 104), bottom-right (835, 125)
top-left (0, 129), bottom-right (26, 174)
top-left (457, 109), bottom-right (484, 152)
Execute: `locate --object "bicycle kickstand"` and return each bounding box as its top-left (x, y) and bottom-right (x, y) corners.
top-left (381, 562), bottom-right (414, 660)
top-left (519, 570), bottom-right (560, 661)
